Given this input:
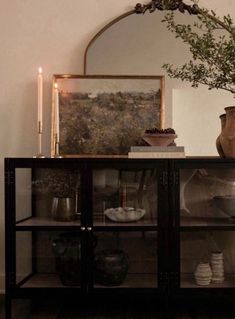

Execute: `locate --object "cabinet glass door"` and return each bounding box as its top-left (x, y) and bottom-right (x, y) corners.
top-left (180, 168), bottom-right (235, 226)
top-left (181, 231), bottom-right (235, 288)
top-left (15, 168), bottom-right (81, 226)
top-left (91, 231), bottom-right (158, 289)
top-left (16, 231), bottom-right (83, 289)
top-left (92, 169), bottom-right (158, 227)
top-left (179, 166), bottom-right (235, 288)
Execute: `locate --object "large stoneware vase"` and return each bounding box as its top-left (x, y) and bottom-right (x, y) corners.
top-left (220, 106), bottom-right (235, 158)
top-left (216, 113), bottom-right (226, 157)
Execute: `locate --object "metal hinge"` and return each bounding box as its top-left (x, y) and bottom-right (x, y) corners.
top-left (159, 272), bottom-right (169, 283)
top-left (5, 171), bottom-right (14, 185)
top-left (169, 171), bottom-right (179, 186)
top-left (160, 171), bottom-right (168, 187)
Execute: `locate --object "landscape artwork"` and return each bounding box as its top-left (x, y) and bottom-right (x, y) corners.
top-left (53, 75), bottom-right (164, 155)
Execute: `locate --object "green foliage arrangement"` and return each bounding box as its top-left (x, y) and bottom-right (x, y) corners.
top-left (162, 0), bottom-right (235, 95)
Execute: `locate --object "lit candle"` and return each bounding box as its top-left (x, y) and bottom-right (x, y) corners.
top-left (37, 67), bottom-right (43, 129)
top-left (54, 83), bottom-right (59, 141)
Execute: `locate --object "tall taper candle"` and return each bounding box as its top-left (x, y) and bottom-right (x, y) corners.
top-left (54, 83), bottom-right (59, 141)
top-left (38, 67), bottom-right (43, 128)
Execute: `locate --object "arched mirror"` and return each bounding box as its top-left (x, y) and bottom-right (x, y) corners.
top-left (84, 3), bottom-right (233, 156)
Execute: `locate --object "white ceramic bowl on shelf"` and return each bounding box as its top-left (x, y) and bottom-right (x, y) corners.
top-left (104, 207), bottom-right (145, 222)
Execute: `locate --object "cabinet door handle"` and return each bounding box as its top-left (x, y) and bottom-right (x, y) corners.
top-left (87, 227), bottom-right (92, 231)
top-left (81, 227), bottom-right (86, 231)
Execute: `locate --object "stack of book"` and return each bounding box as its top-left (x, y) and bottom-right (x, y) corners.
top-left (128, 146), bottom-right (185, 158)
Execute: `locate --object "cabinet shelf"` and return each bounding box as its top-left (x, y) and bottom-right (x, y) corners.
top-left (19, 273), bottom-right (80, 288)
top-left (18, 273), bottom-right (157, 289)
top-left (93, 216), bottom-right (158, 230)
top-left (94, 273), bottom-right (157, 289)
top-left (180, 216), bottom-right (235, 230)
top-left (15, 217), bottom-right (81, 230)
top-left (15, 217), bottom-right (158, 230)
top-left (181, 273), bottom-right (235, 288)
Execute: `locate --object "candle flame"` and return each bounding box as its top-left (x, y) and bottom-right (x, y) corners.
top-left (38, 67), bottom-right (42, 74)
top-left (54, 83), bottom-right (58, 89)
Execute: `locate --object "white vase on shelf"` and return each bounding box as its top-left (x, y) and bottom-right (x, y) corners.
top-left (210, 251), bottom-right (224, 283)
top-left (194, 262), bottom-right (212, 286)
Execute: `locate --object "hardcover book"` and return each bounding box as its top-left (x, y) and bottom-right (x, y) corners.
top-left (128, 152), bottom-right (185, 158)
top-left (130, 146), bottom-right (185, 152)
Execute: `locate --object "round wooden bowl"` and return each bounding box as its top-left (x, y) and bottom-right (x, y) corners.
top-left (143, 133), bottom-right (177, 146)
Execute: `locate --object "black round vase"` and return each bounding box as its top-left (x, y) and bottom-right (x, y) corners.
top-left (94, 249), bottom-right (128, 286)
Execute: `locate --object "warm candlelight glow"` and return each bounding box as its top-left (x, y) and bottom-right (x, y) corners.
top-left (38, 67), bottom-right (42, 74)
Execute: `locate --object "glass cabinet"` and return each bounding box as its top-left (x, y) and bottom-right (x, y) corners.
top-left (5, 157), bottom-right (235, 319)
top-left (172, 160), bottom-right (235, 292)
top-left (5, 158), bottom-right (167, 319)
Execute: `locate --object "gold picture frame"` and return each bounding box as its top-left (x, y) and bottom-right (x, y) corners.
top-left (51, 74), bottom-right (165, 157)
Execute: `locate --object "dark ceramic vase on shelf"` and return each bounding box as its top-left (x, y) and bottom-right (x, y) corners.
top-left (94, 249), bottom-right (128, 286)
top-left (216, 113), bottom-right (226, 158)
top-left (51, 232), bottom-right (81, 286)
top-left (220, 106), bottom-right (235, 158)
top-left (52, 232), bottom-right (98, 286)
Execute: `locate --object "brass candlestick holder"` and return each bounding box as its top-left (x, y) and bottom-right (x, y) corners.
top-left (53, 133), bottom-right (62, 158)
top-left (34, 121), bottom-right (45, 158)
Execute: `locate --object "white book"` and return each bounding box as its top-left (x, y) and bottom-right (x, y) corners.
top-left (128, 152), bottom-right (185, 158)
top-left (130, 146), bottom-right (185, 152)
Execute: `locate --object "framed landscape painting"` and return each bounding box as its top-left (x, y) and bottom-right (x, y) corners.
top-left (52, 75), bottom-right (165, 156)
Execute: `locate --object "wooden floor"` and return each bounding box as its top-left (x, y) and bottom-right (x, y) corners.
top-left (1, 297), bottom-right (235, 319)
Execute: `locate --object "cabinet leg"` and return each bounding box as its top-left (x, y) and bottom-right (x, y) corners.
top-left (162, 296), bottom-right (176, 319)
top-left (5, 297), bottom-right (11, 319)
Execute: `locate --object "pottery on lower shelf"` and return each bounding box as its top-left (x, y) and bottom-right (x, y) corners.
top-left (51, 232), bottom-right (82, 286)
top-left (211, 251), bottom-right (224, 283)
top-left (194, 262), bottom-right (212, 286)
top-left (94, 249), bottom-right (129, 286)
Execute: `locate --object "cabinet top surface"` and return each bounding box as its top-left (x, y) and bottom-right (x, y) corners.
top-left (4, 156), bottom-right (235, 169)
top-left (4, 156), bottom-right (235, 162)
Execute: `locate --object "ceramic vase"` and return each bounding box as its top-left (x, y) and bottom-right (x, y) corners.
top-left (51, 232), bottom-right (81, 286)
top-left (210, 251), bottom-right (224, 283)
top-left (94, 249), bottom-right (128, 286)
top-left (216, 113), bottom-right (226, 157)
top-left (51, 197), bottom-right (76, 221)
top-left (194, 262), bottom-right (212, 286)
top-left (220, 106), bottom-right (235, 158)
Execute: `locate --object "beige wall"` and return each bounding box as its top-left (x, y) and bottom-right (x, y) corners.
top-left (0, 0), bottom-right (234, 291)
